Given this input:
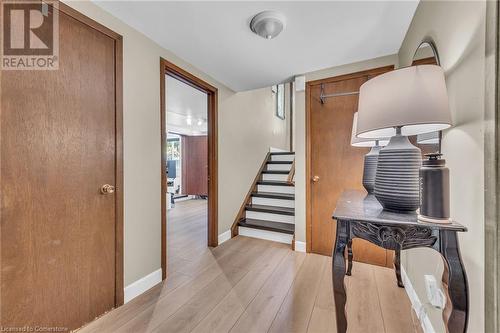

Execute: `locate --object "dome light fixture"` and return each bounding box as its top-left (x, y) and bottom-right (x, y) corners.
top-left (250, 11), bottom-right (285, 40)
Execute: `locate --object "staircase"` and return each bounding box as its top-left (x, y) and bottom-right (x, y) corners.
top-left (233, 152), bottom-right (295, 245)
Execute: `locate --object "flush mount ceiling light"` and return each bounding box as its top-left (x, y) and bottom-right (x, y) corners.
top-left (250, 11), bottom-right (285, 40)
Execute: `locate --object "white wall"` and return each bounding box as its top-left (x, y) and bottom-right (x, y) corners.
top-left (398, 1), bottom-right (486, 332)
top-left (64, 1), bottom-right (289, 286)
top-left (293, 54), bottom-right (399, 244)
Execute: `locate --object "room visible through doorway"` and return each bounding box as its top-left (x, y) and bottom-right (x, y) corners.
top-left (165, 74), bottom-right (209, 269)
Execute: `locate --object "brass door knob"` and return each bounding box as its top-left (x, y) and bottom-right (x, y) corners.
top-left (312, 176), bottom-right (320, 182)
top-left (100, 184), bottom-right (115, 194)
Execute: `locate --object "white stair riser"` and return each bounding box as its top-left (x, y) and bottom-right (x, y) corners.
top-left (270, 154), bottom-right (295, 162)
top-left (246, 211), bottom-right (294, 224)
top-left (262, 173), bottom-right (288, 181)
top-left (266, 164), bottom-right (291, 171)
top-left (238, 227), bottom-right (293, 244)
top-left (257, 184), bottom-right (294, 194)
top-left (252, 197), bottom-right (294, 208)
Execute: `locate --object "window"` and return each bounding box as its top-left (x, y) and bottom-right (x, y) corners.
top-left (276, 83), bottom-right (285, 120)
top-left (166, 137), bottom-right (182, 183)
top-left (166, 138), bottom-right (180, 160)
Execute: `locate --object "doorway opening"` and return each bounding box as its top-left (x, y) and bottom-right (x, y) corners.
top-left (160, 59), bottom-right (218, 280)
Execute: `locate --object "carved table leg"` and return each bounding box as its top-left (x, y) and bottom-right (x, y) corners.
top-left (332, 220), bottom-right (349, 333)
top-left (394, 247), bottom-right (404, 288)
top-left (346, 238), bottom-right (353, 276)
top-left (439, 230), bottom-right (469, 333)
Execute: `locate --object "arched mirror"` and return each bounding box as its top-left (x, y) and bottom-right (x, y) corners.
top-left (411, 40), bottom-right (442, 155)
top-left (413, 40), bottom-right (440, 66)
top-left (405, 40), bottom-right (447, 332)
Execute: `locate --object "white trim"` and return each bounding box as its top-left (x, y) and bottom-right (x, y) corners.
top-left (266, 164), bottom-right (292, 171)
top-left (218, 230), bottom-right (231, 244)
top-left (269, 147), bottom-right (288, 153)
top-left (251, 197), bottom-right (295, 208)
top-left (173, 195), bottom-right (196, 202)
top-left (245, 211), bottom-right (295, 224)
top-left (238, 226), bottom-right (293, 244)
top-left (124, 268), bottom-right (162, 303)
top-left (257, 184), bottom-right (295, 194)
top-left (295, 75), bottom-right (306, 92)
top-left (262, 173), bottom-right (289, 181)
top-left (270, 154), bottom-right (295, 162)
top-left (400, 265), bottom-right (436, 333)
top-left (294, 241), bottom-right (306, 252)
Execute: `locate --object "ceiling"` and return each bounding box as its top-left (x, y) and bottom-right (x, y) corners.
top-left (166, 75), bottom-right (207, 136)
top-left (94, 1), bottom-right (419, 91)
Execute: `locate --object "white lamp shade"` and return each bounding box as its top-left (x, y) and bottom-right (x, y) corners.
top-left (417, 131), bottom-right (440, 144)
top-left (356, 65), bottom-right (451, 138)
top-left (350, 112), bottom-right (389, 147)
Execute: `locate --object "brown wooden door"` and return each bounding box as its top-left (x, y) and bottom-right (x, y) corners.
top-left (182, 135), bottom-right (208, 196)
top-left (1, 5), bottom-right (120, 330)
top-left (308, 67), bottom-right (394, 266)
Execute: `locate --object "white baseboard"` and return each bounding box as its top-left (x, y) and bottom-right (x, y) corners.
top-left (174, 195), bottom-right (196, 202)
top-left (400, 265), bottom-right (436, 333)
top-left (269, 147), bottom-right (288, 153)
top-left (294, 241), bottom-right (306, 252)
top-left (218, 230), bottom-right (231, 244)
top-left (124, 268), bottom-right (162, 303)
top-left (238, 227), bottom-right (293, 244)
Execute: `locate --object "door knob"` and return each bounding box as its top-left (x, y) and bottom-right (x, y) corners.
top-left (312, 176), bottom-right (320, 182)
top-left (100, 184), bottom-right (115, 194)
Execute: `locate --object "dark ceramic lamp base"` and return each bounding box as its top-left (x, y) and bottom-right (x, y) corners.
top-left (374, 134), bottom-right (422, 212)
top-left (362, 145), bottom-right (381, 194)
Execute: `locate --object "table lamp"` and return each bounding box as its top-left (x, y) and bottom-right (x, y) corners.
top-left (356, 65), bottom-right (451, 212)
top-left (350, 112), bottom-right (388, 194)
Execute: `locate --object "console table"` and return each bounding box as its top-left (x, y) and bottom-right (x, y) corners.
top-left (332, 190), bottom-right (468, 333)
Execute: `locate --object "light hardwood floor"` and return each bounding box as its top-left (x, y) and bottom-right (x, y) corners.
top-left (79, 199), bottom-right (422, 333)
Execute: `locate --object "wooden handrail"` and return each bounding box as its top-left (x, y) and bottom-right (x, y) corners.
top-left (230, 152), bottom-right (271, 237)
top-left (287, 159), bottom-right (295, 185)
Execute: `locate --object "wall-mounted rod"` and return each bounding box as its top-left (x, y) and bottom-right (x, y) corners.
top-left (320, 83), bottom-right (359, 104)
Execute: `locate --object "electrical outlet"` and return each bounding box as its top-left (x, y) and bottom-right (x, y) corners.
top-left (425, 275), bottom-right (445, 309)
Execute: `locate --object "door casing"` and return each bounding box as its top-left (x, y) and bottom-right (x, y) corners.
top-left (160, 58), bottom-right (218, 280)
